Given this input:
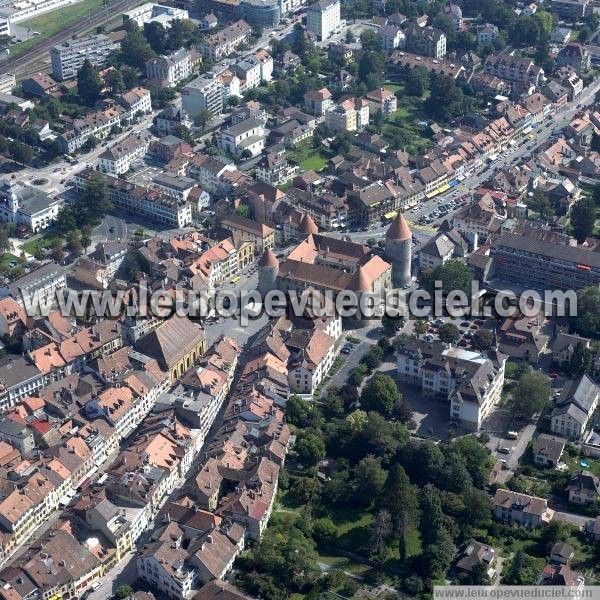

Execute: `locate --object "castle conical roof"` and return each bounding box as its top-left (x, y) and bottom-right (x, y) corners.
top-left (386, 212), bottom-right (411, 241)
top-left (298, 212), bottom-right (318, 235)
top-left (350, 265), bottom-right (371, 292)
top-left (258, 247), bottom-right (279, 268)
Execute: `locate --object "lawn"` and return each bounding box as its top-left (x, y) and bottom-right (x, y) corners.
top-left (21, 231), bottom-right (61, 256)
top-left (287, 144), bottom-right (330, 173)
top-left (0, 253), bottom-right (20, 268)
top-left (9, 0), bottom-right (116, 57)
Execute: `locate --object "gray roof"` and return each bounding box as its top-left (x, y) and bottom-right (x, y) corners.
top-left (533, 433), bottom-right (566, 462)
top-left (222, 117), bottom-right (264, 137)
top-left (0, 355), bottom-right (43, 389)
top-left (496, 232), bottom-right (600, 269)
top-left (552, 374), bottom-right (600, 424)
top-left (0, 418), bottom-right (31, 437)
top-left (7, 262), bottom-right (65, 298)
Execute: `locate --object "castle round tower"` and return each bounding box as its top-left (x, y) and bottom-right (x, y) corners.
top-left (385, 212), bottom-right (412, 287)
top-left (257, 247), bottom-right (279, 295)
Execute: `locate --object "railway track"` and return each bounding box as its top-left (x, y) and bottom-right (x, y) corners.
top-left (0, 0), bottom-right (132, 79)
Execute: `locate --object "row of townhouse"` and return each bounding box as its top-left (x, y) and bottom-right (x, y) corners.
top-left (0, 344), bottom-right (170, 566)
top-left (135, 325), bottom-right (292, 597)
top-left (0, 328), bottom-right (232, 599)
top-left (98, 131), bottom-right (153, 175)
top-left (59, 87), bottom-right (152, 154)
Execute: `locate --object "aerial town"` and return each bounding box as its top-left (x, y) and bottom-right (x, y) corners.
top-left (0, 0), bottom-right (597, 598)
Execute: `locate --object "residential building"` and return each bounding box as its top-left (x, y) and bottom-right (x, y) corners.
top-left (566, 472), bottom-right (600, 505)
top-left (551, 331), bottom-right (590, 369)
top-left (304, 87), bottom-right (333, 116)
top-left (405, 25), bottom-right (446, 59)
top-left (120, 86), bottom-right (153, 116)
top-left (73, 168), bottom-right (193, 228)
top-left (442, 3), bottom-right (462, 31)
top-left (50, 33), bottom-right (119, 81)
top-left (396, 339), bottom-right (506, 430)
top-left (0, 355), bottom-right (44, 410)
top-left (0, 73), bottom-right (14, 95)
top-left (419, 226), bottom-right (469, 270)
top-left (0, 180), bottom-right (62, 233)
top-left (1, 261), bottom-right (66, 310)
top-left (551, 375), bottom-right (599, 440)
top-left (154, 105), bottom-right (193, 136)
top-left (122, 3), bottom-right (189, 27)
top-left (491, 231), bottom-right (600, 291)
top-left (493, 489), bottom-right (554, 527)
top-left (199, 20), bottom-right (252, 60)
top-left (306, 0), bottom-right (341, 41)
top-left (456, 540), bottom-right (497, 580)
top-left (555, 43), bottom-right (591, 75)
top-left (255, 152), bottom-right (297, 186)
top-left (532, 434), bottom-right (566, 468)
top-left (550, 0), bottom-right (589, 18)
top-left (59, 106), bottom-right (126, 153)
top-left (221, 214), bottom-right (274, 252)
top-left (20, 72), bottom-right (60, 97)
top-left (476, 23), bottom-right (498, 44)
top-left (326, 98), bottom-right (369, 132)
top-left (379, 25), bottom-right (405, 52)
top-left (146, 48), bottom-right (192, 88)
top-left (218, 117), bottom-right (266, 158)
top-left (365, 88), bottom-right (397, 117)
top-left (98, 132), bottom-right (151, 175)
top-left (182, 75), bottom-right (224, 118)
top-left (484, 53), bottom-right (544, 88)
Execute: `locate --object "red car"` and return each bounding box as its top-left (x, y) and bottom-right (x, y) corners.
top-left (549, 372), bottom-right (560, 379)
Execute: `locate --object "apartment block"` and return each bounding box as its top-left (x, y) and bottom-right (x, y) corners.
top-left (146, 48), bottom-right (192, 88)
top-left (306, 0), bottom-right (341, 41)
top-left (50, 33), bottom-right (119, 81)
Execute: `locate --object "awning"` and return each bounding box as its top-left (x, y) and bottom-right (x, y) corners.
top-left (384, 211), bottom-right (398, 219)
top-left (449, 179), bottom-right (459, 187)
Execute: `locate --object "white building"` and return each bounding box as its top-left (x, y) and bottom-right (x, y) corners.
top-left (397, 339), bottom-right (506, 430)
top-left (146, 48), bottom-right (192, 88)
top-left (288, 328), bottom-right (335, 396)
top-left (120, 87), bottom-right (153, 117)
top-left (551, 375), bottom-right (599, 440)
top-left (306, 0), bottom-right (341, 41)
top-left (0, 181), bottom-right (62, 233)
top-left (218, 117), bottom-right (266, 158)
top-left (98, 132), bottom-right (151, 175)
top-left (182, 75), bottom-right (224, 118)
top-left (50, 33), bottom-right (119, 81)
top-left (122, 3), bottom-right (188, 27)
top-left (0, 16), bottom-right (9, 38)
top-left (0, 73), bottom-right (15, 95)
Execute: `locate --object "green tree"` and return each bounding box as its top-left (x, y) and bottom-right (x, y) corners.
top-left (570, 197), bottom-right (596, 243)
top-left (33, 241), bottom-right (45, 261)
top-left (295, 431), bottom-right (325, 466)
top-left (569, 341), bottom-right (593, 377)
top-left (194, 108), bottom-right (213, 130)
top-left (105, 69), bottom-right (125, 94)
top-left (84, 171), bottom-right (112, 223)
top-left (286, 394), bottom-right (310, 427)
top-left (77, 60), bottom-right (103, 105)
top-left (144, 21), bottom-right (167, 53)
top-left (527, 188), bottom-right (555, 220)
top-left (235, 204), bottom-right (251, 218)
top-left (438, 322), bottom-right (460, 344)
top-left (0, 228), bottom-right (10, 256)
top-left (312, 517), bottom-right (337, 546)
top-left (378, 465), bottom-right (419, 560)
top-left (114, 585), bottom-right (134, 600)
top-left (572, 286), bottom-right (600, 338)
top-left (414, 319), bottom-right (428, 338)
top-left (508, 371), bottom-right (551, 419)
top-left (360, 373), bottom-right (402, 417)
top-left (352, 455), bottom-right (387, 506)
top-left (121, 23), bottom-right (156, 69)
top-left (472, 329), bottom-right (494, 351)
top-left (289, 477), bottom-right (322, 504)
top-left (406, 64), bottom-right (429, 96)
top-left (9, 141), bottom-right (34, 164)
top-left (424, 74), bottom-right (469, 121)
top-left (422, 259), bottom-right (473, 296)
